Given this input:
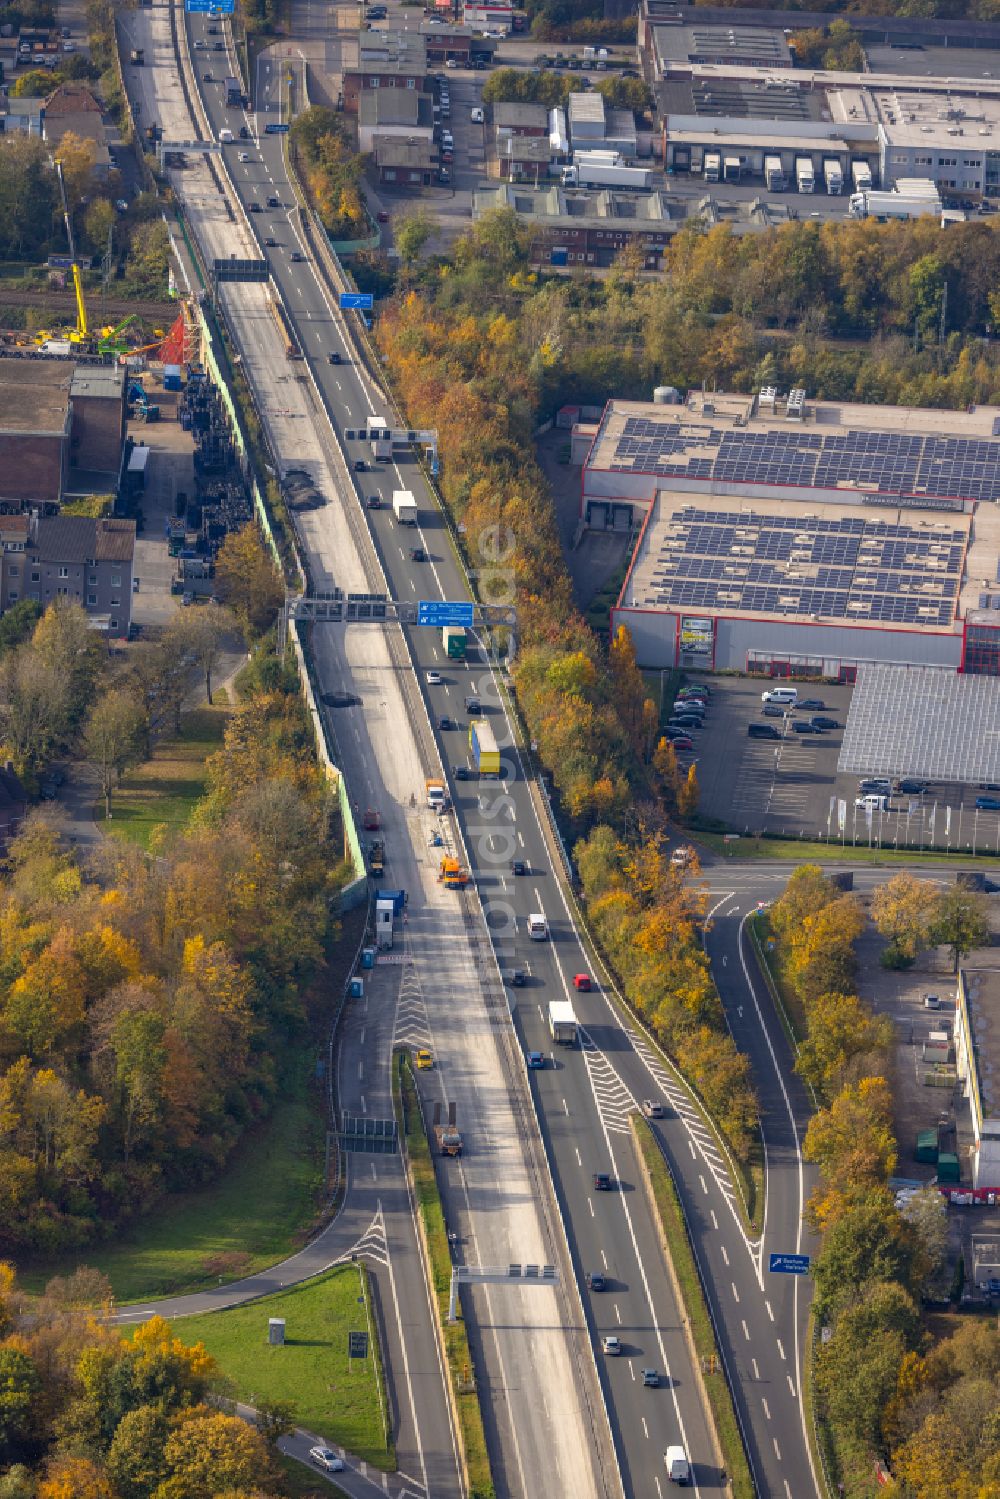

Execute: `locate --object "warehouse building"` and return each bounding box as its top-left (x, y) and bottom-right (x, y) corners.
top-left (0, 358), bottom-right (127, 506)
top-left (954, 970), bottom-right (1000, 1191)
top-left (596, 389), bottom-right (1000, 674)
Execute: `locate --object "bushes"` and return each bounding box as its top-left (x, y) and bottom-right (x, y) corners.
top-left (289, 107), bottom-right (366, 242)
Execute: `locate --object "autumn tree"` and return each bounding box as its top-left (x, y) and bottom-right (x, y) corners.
top-left (84, 687), bottom-right (147, 820)
top-left (794, 990), bottom-right (892, 1098)
top-left (158, 1408), bottom-right (272, 1498)
top-left (214, 525), bottom-right (283, 637)
top-left (395, 208), bottom-right (436, 266)
top-left (871, 872), bottom-right (940, 967)
top-left (676, 763), bottom-right (699, 821)
top-left (804, 1076), bottom-right (897, 1217)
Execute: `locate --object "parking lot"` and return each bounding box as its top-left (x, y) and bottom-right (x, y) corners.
top-left (685, 675), bottom-right (1000, 852)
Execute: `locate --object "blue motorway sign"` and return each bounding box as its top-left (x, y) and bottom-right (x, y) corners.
top-left (339, 292), bottom-right (374, 311)
top-left (769, 1253), bottom-right (811, 1276)
top-left (418, 600), bottom-right (475, 628)
top-left (185, 0), bottom-right (235, 11)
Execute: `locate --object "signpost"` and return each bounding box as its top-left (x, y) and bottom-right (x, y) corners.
top-left (185, 0), bottom-right (235, 13)
top-left (768, 1252), bottom-right (810, 1275)
top-left (347, 1331), bottom-right (368, 1358)
top-left (340, 292), bottom-right (374, 311)
top-left (418, 600), bottom-right (475, 628)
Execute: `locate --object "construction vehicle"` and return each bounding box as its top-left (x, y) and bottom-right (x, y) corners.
top-left (53, 158), bottom-right (87, 344)
top-left (99, 314), bottom-right (140, 356)
top-left (438, 856), bottom-right (469, 890)
top-left (433, 1102), bottom-right (462, 1156)
top-left (368, 838), bottom-right (385, 877)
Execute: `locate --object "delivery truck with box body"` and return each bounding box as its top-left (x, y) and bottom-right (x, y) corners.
top-left (823, 158), bottom-right (843, 194)
top-left (442, 626), bottom-right (467, 661)
top-left (392, 490), bottom-right (417, 525)
top-left (548, 1000), bottom-right (578, 1045)
top-left (764, 155), bottom-right (785, 191)
top-left (469, 719), bottom-right (500, 776)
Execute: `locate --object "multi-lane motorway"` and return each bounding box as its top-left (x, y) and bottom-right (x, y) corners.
top-left (128, 8), bottom-right (833, 1495)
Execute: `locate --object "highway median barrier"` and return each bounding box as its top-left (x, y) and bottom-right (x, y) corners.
top-left (631, 1114), bottom-right (755, 1499)
top-left (392, 1049), bottom-right (495, 1499)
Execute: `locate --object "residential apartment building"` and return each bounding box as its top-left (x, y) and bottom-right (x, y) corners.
top-left (1, 515), bottom-right (135, 638)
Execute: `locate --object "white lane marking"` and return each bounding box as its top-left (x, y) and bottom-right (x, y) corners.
top-left (787, 1375), bottom-right (796, 1397)
top-left (732, 1282), bottom-right (740, 1303)
top-left (762, 1397), bottom-right (771, 1420)
top-left (777, 1338), bottom-right (785, 1361)
top-left (699, 1174), bottom-right (708, 1194)
top-left (720, 1245), bottom-right (729, 1266)
top-left (765, 1300), bottom-right (774, 1322)
top-left (710, 1210), bottom-right (718, 1229)
top-left (742, 1319), bottom-right (750, 1341)
top-left (751, 1358), bottom-right (760, 1380)
top-left (588, 1198), bottom-right (594, 1218)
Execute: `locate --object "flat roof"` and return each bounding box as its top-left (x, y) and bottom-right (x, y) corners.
top-left (70, 365), bottom-right (125, 400)
top-left (588, 393), bottom-right (1000, 505)
top-left (0, 359), bottom-right (73, 435)
top-left (839, 664), bottom-right (1000, 783)
top-left (652, 21), bottom-right (792, 67)
top-left (622, 492), bottom-right (977, 631)
top-left (960, 970), bottom-right (1000, 1125)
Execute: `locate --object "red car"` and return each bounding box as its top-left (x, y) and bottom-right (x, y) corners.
top-left (362, 808), bottom-right (380, 830)
top-left (670, 735), bottom-right (694, 751)
top-left (574, 973), bottom-right (592, 992)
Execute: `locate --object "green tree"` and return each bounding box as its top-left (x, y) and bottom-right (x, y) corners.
top-left (395, 208), bottom-right (436, 266)
top-left (0, 600), bottom-right (42, 656)
top-left (106, 1404), bottom-right (171, 1499)
top-left (12, 68), bottom-right (54, 97)
top-left (254, 1397), bottom-right (296, 1446)
top-left (929, 887), bottom-right (990, 973)
top-left (817, 1279), bottom-right (920, 1448)
top-left (84, 687), bottom-right (147, 820)
top-left (0, 1343), bottom-right (40, 1461)
top-left (901, 1185), bottom-right (948, 1293)
top-left (812, 1192), bottom-right (916, 1319)
top-left (83, 197), bottom-right (116, 258)
top-left (158, 1408), bottom-right (270, 1498)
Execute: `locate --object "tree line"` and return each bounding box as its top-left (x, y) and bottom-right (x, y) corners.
top-left (289, 108), bottom-right (366, 244)
top-left (0, 1263), bottom-right (296, 1496)
top-left (765, 866), bottom-right (999, 1495)
top-left (0, 531), bottom-right (342, 1256)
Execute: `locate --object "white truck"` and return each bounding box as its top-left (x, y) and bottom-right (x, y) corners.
top-left (848, 189), bottom-right (941, 221)
top-left (851, 159), bottom-right (873, 192)
top-left (392, 489), bottom-right (418, 525)
top-left (823, 158), bottom-right (843, 195)
top-left (548, 999), bottom-right (578, 1045)
top-left (764, 155), bottom-right (785, 192)
top-left (723, 155), bottom-right (741, 183)
top-left (704, 151), bottom-right (721, 183)
top-left (369, 418), bottom-right (392, 461)
top-left (375, 896), bottom-right (394, 950)
top-left (795, 156), bottom-right (815, 194)
top-left (562, 159), bottom-right (652, 190)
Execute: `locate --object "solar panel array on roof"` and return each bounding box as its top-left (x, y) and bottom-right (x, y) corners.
top-left (610, 416), bottom-right (1000, 504)
top-left (643, 505), bottom-right (965, 626)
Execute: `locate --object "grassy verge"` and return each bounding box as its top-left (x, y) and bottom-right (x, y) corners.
top-left (176, 1264), bottom-right (394, 1470)
top-left (632, 1116), bottom-right (755, 1499)
top-left (20, 1055), bottom-right (324, 1302)
top-left (275, 1453), bottom-right (349, 1499)
top-left (393, 1050), bottom-right (495, 1499)
top-left (747, 911), bottom-right (808, 1051)
top-left (102, 704), bottom-right (229, 851)
top-left (697, 829), bottom-right (994, 865)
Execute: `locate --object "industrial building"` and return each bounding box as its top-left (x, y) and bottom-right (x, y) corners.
top-left (954, 970), bottom-right (1000, 1191)
top-left (474, 183), bottom-right (678, 267)
top-left (656, 63), bottom-right (1000, 200)
top-left (0, 358), bottom-right (126, 506)
top-left (593, 389), bottom-right (1000, 674)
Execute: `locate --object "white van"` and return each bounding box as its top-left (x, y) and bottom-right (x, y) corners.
top-left (665, 1445), bottom-right (690, 1484)
top-left (761, 687), bottom-right (798, 706)
top-left (855, 793), bottom-right (890, 812)
top-left (527, 913), bottom-right (548, 940)
top-left (218, 127), bottom-right (234, 144)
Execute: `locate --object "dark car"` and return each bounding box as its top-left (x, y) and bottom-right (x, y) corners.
top-left (859, 778), bottom-right (891, 794)
top-left (366, 493), bottom-right (381, 508)
top-left (353, 458), bottom-right (366, 472)
top-left (762, 703), bottom-right (787, 718)
top-left (321, 691), bottom-right (360, 707)
top-left (239, 125), bottom-right (249, 138)
top-left (792, 720), bottom-right (817, 734)
top-left (249, 201), bottom-right (261, 212)
top-left (410, 546), bottom-right (426, 561)
top-left (202, 72), bottom-right (214, 81)
top-left (328, 351), bottom-right (341, 364)
top-left (593, 1172), bottom-right (612, 1191)
top-left (453, 765), bottom-right (471, 780)
top-left (267, 195), bottom-right (280, 207)
top-left (668, 717), bottom-right (701, 730)
top-left (976, 795), bottom-right (1000, 811)
top-left (208, 23), bottom-right (219, 31)
top-left (213, 40), bottom-right (224, 49)
top-left (797, 698), bottom-right (826, 711)
top-left (505, 968), bottom-right (526, 987)
top-left (898, 778), bottom-right (928, 794)
top-left (464, 696), bottom-right (481, 714)
top-left (437, 715), bottom-right (455, 731)
top-left (812, 716), bottom-right (840, 730)
top-left (511, 859), bottom-right (527, 876)
top-left (291, 251), bottom-right (304, 262)
top-left (264, 236), bottom-right (277, 246)
top-left (586, 1271), bottom-right (606, 1291)
top-left (748, 722), bottom-right (780, 740)
top-left (526, 1050), bottom-right (545, 1070)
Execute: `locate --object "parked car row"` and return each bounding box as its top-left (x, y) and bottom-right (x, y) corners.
top-left (663, 682), bottom-right (710, 752)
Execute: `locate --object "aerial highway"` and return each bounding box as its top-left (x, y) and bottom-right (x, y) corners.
top-left (124, 4), bottom-right (830, 1493)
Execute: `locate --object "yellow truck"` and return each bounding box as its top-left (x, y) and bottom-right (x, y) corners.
top-left (438, 856), bottom-right (469, 889)
top-left (426, 777), bottom-right (447, 811)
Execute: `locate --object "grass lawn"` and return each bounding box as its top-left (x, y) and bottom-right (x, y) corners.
top-left (696, 829), bottom-right (995, 866)
top-left (20, 1057), bottom-right (323, 1303)
top-left (275, 1453), bottom-right (348, 1499)
top-left (101, 704), bottom-right (229, 851)
top-left (177, 1266), bottom-right (393, 1470)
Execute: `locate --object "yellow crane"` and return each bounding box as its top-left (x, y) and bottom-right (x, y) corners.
top-left (54, 158), bottom-right (88, 342)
